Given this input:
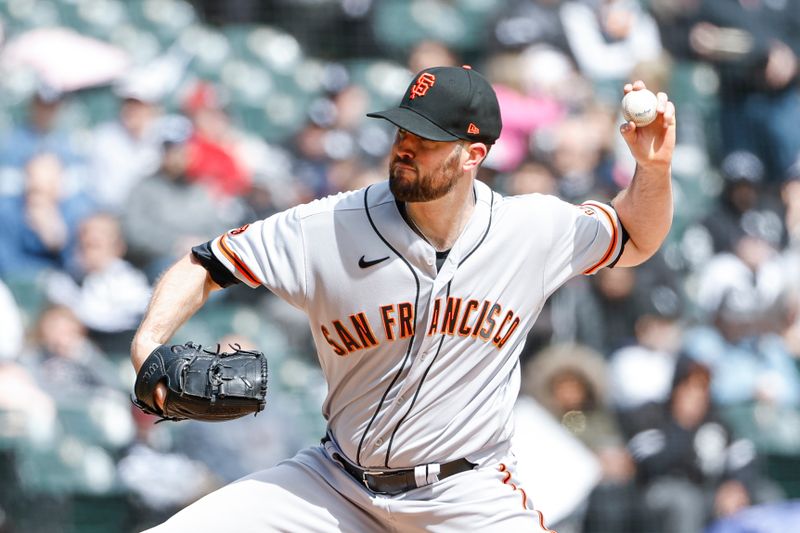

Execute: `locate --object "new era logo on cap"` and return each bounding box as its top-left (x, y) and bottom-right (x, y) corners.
top-left (366, 65), bottom-right (502, 145)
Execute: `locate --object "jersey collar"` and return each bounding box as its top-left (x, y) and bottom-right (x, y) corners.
top-left (364, 180), bottom-right (495, 278)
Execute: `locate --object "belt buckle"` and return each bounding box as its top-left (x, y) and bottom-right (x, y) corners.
top-left (362, 470), bottom-right (384, 492)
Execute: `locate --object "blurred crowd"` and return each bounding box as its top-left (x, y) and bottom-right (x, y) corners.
top-left (1, 0), bottom-right (800, 531)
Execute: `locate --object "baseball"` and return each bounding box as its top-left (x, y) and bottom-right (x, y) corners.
top-left (621, 89), bottom-right (658, 127)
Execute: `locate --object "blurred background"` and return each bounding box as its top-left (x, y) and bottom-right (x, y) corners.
top-left (0, 0), bottom-right (799, 531)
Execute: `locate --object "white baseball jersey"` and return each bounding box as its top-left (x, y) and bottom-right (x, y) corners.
top-left (208, 179), bottom-right (622, 469)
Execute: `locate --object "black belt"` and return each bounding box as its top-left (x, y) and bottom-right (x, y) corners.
top-left (322, 437), bottom-right (475, 496)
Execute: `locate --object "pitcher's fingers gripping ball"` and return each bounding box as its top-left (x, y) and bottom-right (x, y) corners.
top-left (133, 342), bottom-right (268, 422)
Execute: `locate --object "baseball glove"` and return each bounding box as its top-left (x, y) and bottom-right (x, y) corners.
top-left (133, 342), bottom-right (268, 422)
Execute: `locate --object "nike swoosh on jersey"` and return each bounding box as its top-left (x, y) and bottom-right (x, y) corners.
top-left (358, 255), bottom-right (390, 268)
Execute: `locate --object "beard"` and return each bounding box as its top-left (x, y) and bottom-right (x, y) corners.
top-left (389, 145), bottom-right (463, 202)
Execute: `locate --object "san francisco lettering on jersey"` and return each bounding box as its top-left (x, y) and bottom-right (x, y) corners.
top-left (319, 297), bottom-right (520, 355)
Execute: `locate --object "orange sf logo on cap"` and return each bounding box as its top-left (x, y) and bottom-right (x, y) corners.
top-left (409, 73), bottom-right (436, 100)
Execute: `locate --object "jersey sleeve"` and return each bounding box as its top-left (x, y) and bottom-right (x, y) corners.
top-left (543, 197), bottom-right (625, 293)
top-left (209, 207), bottom-right (307, 309)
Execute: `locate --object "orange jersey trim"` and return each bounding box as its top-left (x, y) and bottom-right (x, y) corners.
top-left (498, 464), bottom-right (557, 532)
top-left (537, 510), bottom-right (556, 533)
top-left (218, 234), bottom-right (263, 286)
top-left (582, 202), bottom-right (620, 275)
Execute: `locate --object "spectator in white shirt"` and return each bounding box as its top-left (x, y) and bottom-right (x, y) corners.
top-left (46, 213), bottom-right (151, 338)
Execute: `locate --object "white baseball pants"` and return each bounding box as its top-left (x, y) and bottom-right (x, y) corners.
top-left (143, 445), bottom-right (556, 532)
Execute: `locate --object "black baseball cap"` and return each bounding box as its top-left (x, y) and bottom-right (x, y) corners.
top-left (367, 65), bottom-right (502, 145)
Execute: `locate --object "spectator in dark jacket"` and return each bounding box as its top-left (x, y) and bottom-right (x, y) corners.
top-left (626, 356), bottom-right (771, 533)
top-left (697, 151), bottom-right (784, 255)
top-left (659, 0), bottom-right (800, 181)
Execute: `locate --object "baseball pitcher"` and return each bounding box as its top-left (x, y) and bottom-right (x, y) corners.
top-left (131, 65), bottom-right (676, 532)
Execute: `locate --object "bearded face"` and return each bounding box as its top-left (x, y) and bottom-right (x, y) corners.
top-left (389, 143), bottom-right (464, 202)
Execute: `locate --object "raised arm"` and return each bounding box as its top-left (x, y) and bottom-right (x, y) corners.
top-left (613, 80), bottom-right (677, 267)
top-left (131, 252), bottom-right (222, 372)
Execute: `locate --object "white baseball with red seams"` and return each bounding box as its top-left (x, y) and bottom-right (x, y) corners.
top-left (147, 179), bottom-right (623, 532)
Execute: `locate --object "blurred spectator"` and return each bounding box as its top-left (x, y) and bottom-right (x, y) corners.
top-left (540, 106), bottom-right (617, 202)
top-left (119, 405), bottom-right (219, 531)
top-left (694, 217), bottom-right (789, 330)
top-left (626, 357), bottom-right (777, 533)
top-left (485, 51), bottom-right (566, 173)
top-left (407, 40), bottom-right (458, 73)
top-left (525, 344), bottom-right (638, 533)
top-left (685, 0), bottom-right (800, 181)
top-left (341, 163), bottom-right (385, 193)
top-left (684, 284), bottom-right (800, 407)
top-left (492, 0), bottom-right (572, 55)
top-left (24, 304), bottom-right (123, 398)
top-left (45, 213), bottom-right (150, 350)
top-left (502, 161), bottom-right (559, 196)
top-left (518, 43), bottom-right (595, 109)
top-left (181, 81), bottom-right (252, 198)
top-left (649, 0), bottom-right (700, 59)
top-left (291, 123), bottom-right (332, 199)
top-left (0, 153), bottom-right (95, 279)
top-left (122, 118), bottom-right (243, 278)
top-left (0, 359), bottom-right (56, 442)
top-left (0, 86), bottom-right (85, 169)
top-left (707, 500), bottom-right (800, 533)
top-left (560, 0), bottom-right (662, 88)
top-left (325, 156), bottom-right (369, 194)
top-left (574, 267), bottom-right (641, 354)
top-left (0, 280), bottom-right (56, 443)
top-left (293, 76), bottom-right (392, 197)
top-left (608, 287), bottom-right (684, 412)
top-left (318, 83), bottom-right (383, 192)
top-left (778, 166), bottom-right (800, 357)
top-left (692, 151), bottom-right (784, 257)
top-left (87, 77), bottom-right (164, 212)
